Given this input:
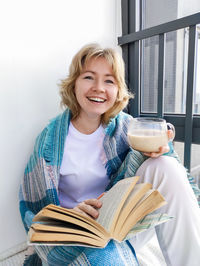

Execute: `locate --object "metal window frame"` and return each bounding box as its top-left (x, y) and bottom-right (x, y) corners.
top-left (119, 0), bottom-right (200, 171)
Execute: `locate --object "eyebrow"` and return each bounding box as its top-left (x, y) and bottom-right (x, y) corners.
top-left (83, 70), bottom-right (114, 77)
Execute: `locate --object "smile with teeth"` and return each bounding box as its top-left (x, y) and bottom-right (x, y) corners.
top-left (87, 97), bottom-right (106, 103)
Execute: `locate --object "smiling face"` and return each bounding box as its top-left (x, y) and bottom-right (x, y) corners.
top-left (74, 57), bottom-right (118, 122)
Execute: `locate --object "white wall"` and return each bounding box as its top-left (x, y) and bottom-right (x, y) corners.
top-left (0, 0), bottom-right (121, 255)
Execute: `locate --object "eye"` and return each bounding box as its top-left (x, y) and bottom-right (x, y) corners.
top-left (83, 75), bottom-right (93, 80)
top-left (105, 79), bottom-right (114, 84)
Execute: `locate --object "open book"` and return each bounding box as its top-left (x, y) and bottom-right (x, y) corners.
top-left (28, 176), bottom-right (170, 248)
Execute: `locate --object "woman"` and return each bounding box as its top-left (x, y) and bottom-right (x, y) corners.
top-left (19, 43), bottom-right (200, 265)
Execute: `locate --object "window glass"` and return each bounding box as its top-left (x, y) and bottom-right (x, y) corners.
top-left (164, 29), bottom-right (188, 114)
top-left (140, 29), bottom-right (189, 114)
top-left (141, 36), bottom-right (159, 113)
top-left (194, 26), bottom-right (200, 114)
top-left (142, 0), bottom-right (200, 29)
top-left (191, 144), bottom-right (200, 187)
top-left (173, 141), bottom-right (200, 187)
top-left (142, 1), bottom-right (200, 115)
top-left (173, 141), bottom-right (184, 164)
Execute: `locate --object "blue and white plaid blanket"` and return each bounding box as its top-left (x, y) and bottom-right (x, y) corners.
top-left (19, 109), bottom-right (200, 265)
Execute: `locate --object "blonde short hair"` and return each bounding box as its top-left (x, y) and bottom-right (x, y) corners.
top-left (59, 43), bottom-right (133, 124)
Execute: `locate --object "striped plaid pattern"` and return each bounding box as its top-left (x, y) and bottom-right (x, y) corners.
top-left (124, 213), bottom-right (173, 239)
top-left (19, 109), bottom-right (200, 265)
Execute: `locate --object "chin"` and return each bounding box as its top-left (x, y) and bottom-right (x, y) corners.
top-left (87, 111), bottom-right (105, 119)
top-left (88, 108), bottom-right (106, 115)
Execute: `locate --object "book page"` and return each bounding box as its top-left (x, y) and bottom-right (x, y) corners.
top-left (31, 222), bottom-right (101, 240)
top-left (96, 176), bottom-right (140, 233)
top-left (41, 204), bottom-right (110, 236)
top-left (117, 190), bottom-right (166, 241)
top-left (113, 183), bottom-right (152, 234)
top-left (33, 208), bottom-right (108, 239)
top-left (29, 228), bottom-right (107, 247)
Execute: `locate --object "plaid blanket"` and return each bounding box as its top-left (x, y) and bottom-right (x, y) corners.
top-left (19, 109), bottom-right (200, 265)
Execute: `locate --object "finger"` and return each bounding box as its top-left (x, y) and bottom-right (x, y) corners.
top-left (159, 145), bottom-right (169, 154)
top-left (146, 152), bottom-right (160, 158)
top-left (143, 152), bottom-right (160, 158)
top-left (143, 152), bottom-right (152, 157)
top-left (84, 199), bottom-right (102, 209)
top-left (167, 129), bottom-right (174, 140)
top-left (150, 146), bottom-right (169, 157)
top-left (77, 202), bottom-right (100, 219)
top-left (143, 150), bottom-right (163, 157)
top-left (167, 123), bottom-right (175, 141)
top-left (143, 145), bottom-right (169, 158)
top-left (73, 206), bottom-right (92, 219)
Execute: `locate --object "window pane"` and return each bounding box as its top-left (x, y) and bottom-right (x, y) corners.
top-left (173, 142), bottom-right (200, 188)
top-left (141, 29), bottom-right (189, 114)
top-left (173, 141), bottom-right (184, 164)
top-left (191, 144), bottom-right (200, 188)
top-left (141, 36), bottom-right (159, 113)
top-left (194, 26), bottom-right (200, 114)
top-left (142, 0), bottom-right (200, 29)
top-left (164, 29), bottom-right (188, 114)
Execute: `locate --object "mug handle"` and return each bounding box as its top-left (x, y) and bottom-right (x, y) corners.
top-left (167, 122), bottom-right (175, 141)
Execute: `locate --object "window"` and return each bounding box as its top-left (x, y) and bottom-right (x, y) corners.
top-left (119, 0), bottom-right (200, 181)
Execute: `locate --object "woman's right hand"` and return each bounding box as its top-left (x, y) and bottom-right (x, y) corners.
top-left (73, 199), bottom-right (102, 219)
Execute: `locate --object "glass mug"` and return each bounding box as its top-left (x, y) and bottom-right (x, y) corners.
top-left (128, 117), bottom-right (175, 153)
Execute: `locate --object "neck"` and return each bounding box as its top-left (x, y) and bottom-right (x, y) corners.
top-left (71, 114), bottom-right (101, 134)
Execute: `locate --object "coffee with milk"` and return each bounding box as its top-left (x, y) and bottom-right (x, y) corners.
top-left (128, 118), bottom-right (174, 153)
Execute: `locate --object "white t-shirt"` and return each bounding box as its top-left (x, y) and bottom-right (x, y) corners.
top-left (58, 122), bottom-right (109, 208)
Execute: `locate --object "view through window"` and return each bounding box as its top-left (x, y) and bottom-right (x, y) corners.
top-left (141, 0), bottom-right (200, 183)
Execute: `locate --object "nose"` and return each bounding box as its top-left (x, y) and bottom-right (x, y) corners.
top-left (92, 79), bottom-right (105, 92)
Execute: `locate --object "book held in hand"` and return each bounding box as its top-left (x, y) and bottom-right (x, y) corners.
top-left (28, 176), bottom-right (171, 248)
